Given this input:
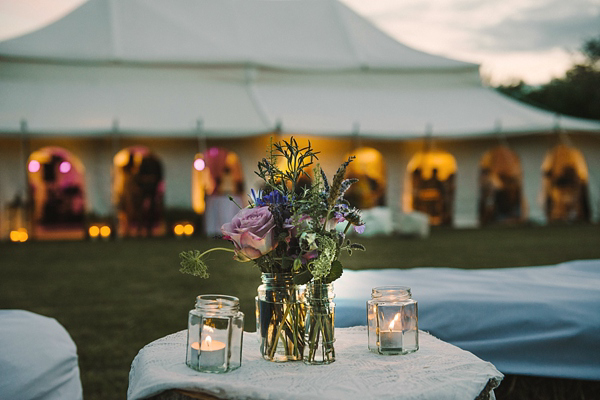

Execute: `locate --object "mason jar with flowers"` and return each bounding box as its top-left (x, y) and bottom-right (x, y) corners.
top-left (179, 137), bottom-right (365, 364)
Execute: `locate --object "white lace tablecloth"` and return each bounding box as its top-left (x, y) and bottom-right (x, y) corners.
top-left (128, 327), bottom-right (502, 400)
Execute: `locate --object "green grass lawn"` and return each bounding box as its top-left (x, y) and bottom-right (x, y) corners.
top-left (1, 224), bottom-right (600, 399)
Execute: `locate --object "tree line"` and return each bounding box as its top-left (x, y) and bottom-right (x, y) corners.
top-left (496, 36), bottom-right (600, 121)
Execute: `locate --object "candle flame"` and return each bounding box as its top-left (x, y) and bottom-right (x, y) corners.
top-left (389, 313), bottom-right (401, 331)
top-left (205, 335), bottom-right (212, 348)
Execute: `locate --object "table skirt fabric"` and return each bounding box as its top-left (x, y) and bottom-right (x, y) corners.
top-left (128, 327), bottom-right (502, 400)
top-left (0, 310), bottom-right (83, 400)
top-left (334, 259), bottom-right (600, 381)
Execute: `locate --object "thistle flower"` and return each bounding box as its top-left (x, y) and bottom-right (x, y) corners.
top-left (327, 156), bottom-right (355, 207)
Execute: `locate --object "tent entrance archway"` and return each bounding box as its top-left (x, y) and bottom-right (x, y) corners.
top-left (478, 145), bottom-right (525, 225)
top-left (113, 146), bottom-right (165, 237)
top-left (344, 147), bottom-right (386, 209)
top-left (405, 150), bottom-right (457, 226)
top-left (542, 144), bottom-right (590, 223)
top-left (27, 146), bottom-right (86, 240)
top-left (193, 147), bottom-right (245, 236)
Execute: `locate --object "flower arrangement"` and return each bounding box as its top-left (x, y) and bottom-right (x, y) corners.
top-left (179, 137), bottom-right (365, 282)
top-left (180, 137), bottom-right (365, 363)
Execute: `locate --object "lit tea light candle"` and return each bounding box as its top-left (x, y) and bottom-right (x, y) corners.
top-left (186, 295), bottom-right (244, 373)
top-left (379, 313), bottom-right (402, 351)
top-left (190, 341), bottom-right (200, 368)
top-left (194, 335), bottom-right (226, 368)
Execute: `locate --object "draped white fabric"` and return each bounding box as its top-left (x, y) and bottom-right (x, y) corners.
top-left (128, 327), bottom-right (502, 400)
top-left (335, 259), bottom-right (600, 380)
top-left (0, 310), bottom-right (83, 400)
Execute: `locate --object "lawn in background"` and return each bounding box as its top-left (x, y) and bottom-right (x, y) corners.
top-left (1, 224), bottom-right (600, 399)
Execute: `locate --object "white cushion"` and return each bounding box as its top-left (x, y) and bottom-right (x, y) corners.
top-left (0, 310), bottom-right (83, 400)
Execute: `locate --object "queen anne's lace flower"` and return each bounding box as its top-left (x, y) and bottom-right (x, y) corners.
top-left (309, 235), bottom-right (337, 279)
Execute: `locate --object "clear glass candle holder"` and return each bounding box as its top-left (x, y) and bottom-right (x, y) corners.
top-left (367, 286), bottom-right (419, 355)
top-left (186, 295), bottom-right (244, 373)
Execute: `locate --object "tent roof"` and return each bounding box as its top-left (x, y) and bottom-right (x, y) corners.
top-left (2, 61), bottom-right (598, 139)
top-left (0, 0), bottom-right (599, 139)
top-left (252, 70), bottom-right (600, 138)
top-left (0, 0), bottom-right (475, 72)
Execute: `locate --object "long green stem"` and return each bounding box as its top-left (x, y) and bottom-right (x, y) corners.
top-left (309, 316), bottom-right (322, 361)
top-left (200, 247), bottom-right (236, 257)
top-left (292, 304), bottom-right (299, 357)
top-left (343, 221), bottom-right (352, 235)
top-left (227, 195), bottom-right (243, 209)
top-left (269, 298), bottom-right (293, 358)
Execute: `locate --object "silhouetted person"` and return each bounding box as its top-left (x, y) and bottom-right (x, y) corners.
top-left (120, 154), bottom-right (142, 236)
top-left (135, 154), bottom-right (163, 237)
top-left (416, 168), bottom-right (445, 225)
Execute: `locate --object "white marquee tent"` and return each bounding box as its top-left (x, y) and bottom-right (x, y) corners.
top-left (1, 0), bottom-right (599, 237)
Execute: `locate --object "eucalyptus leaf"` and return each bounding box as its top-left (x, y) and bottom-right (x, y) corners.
top-left (324, 260), bottom-right (343, 283)
top-left (293, 269), bottom-right (313, 285)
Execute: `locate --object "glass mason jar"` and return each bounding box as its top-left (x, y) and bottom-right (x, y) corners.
top-left (303, 281), bottom-right (335, 365)
top-left (367, 286), bottom-right (418, 355)
top-left (186, 295), bottom-right (244, 373)
top-left (255, 273), bottom-right (306, 362)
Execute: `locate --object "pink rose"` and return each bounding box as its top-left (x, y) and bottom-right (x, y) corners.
top-left (221, 206), bottom-right (277, 261)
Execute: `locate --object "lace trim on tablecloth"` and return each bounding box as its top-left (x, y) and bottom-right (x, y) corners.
top-left (128, 327), bottom-right (503, 400)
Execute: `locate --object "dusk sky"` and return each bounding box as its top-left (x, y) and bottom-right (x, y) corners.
top-left (1, 0), bottom-right (598, 85)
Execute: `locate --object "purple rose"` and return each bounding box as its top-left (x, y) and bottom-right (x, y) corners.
top-left (221, 206), bottom-right (277, 261)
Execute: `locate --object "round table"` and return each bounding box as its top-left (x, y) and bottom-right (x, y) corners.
top-left (128, 327), bottom-right (503, 400)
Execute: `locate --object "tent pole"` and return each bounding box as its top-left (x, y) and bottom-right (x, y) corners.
top-left (424, 123), bottom-right (433, 152)
top-left (274, 119), bottom-right (282, 141)
top-left (495, 119), bottom-right (509, 147)
top-left (554, 114), bottom-right (573, 147)
top-left (19, 120), bottom-right (30, 199)
top-left (111, 119), bottom-right (120, 239)
top-left (352, 122), bottom-right (361, 150)
top-left (19, 119), bottom-right (31, 234)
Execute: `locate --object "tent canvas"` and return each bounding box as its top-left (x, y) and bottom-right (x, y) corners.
top-left (1, 0), bottom-right (599, 237)
top-left (2, 0), bottom-right (599, 137)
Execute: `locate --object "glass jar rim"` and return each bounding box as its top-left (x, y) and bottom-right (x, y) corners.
top-left (371, 286), bottom-right (412, 299)
top-left (261, 272), bottom-right (294, 282)
top-left (195, 294), bottom-right (240, 312)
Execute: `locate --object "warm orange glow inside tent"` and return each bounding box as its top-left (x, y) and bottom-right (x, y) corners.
top-left (344, 147), bottom-right (386, 209)
top-left (192, 148), bottom-right (244, 215)
top-left (192, 153), bottom-right (210, 214)
top-left (113, 146), bottom-right (165, 237)
top-left (542, 144), bottom-right (590, 222)
top-left (27, 146), bottom-right (86, 240)
top-left (478, 145), bottom-right (525, 225)
top-left (405, 150), bottom-right (457, 226)
top-left (200, 147), bottom-right (245, 236)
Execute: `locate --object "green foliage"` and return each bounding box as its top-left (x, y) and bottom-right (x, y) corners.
top-left (255, 137), bottom-right (320, 197)
top-left (496, 35), bottom-right (600, 121)
top-left (181, 136), bottom-right (364, 284)
top-left (179, 250), bottom-right (210, 278)
top-left (582, 36), bottom-right (600, 64)
top-left (324, 260), bottom-right (343, 283)
top-left (293, 269), bottom-right (313, 285)
top-left (327, 156), bottom-right (355, 208)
